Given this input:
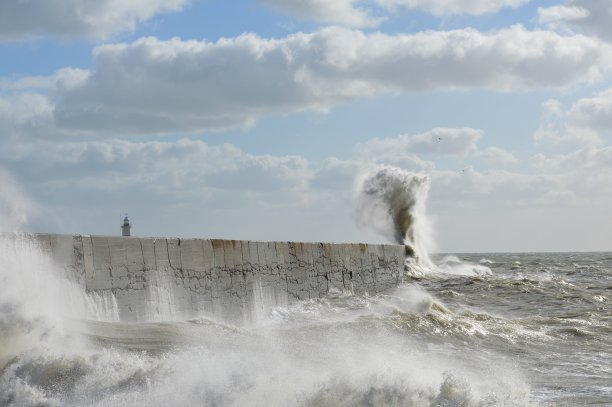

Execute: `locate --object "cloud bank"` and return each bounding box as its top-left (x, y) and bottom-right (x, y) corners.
top-left (0, 0), bottom-right (188, 41)
top-left (37, 26), bottom-right (610, 136)
top-left (539, 0), bottom-right (612, 42)
top-left (259, 0), bottom-right (382, 28)
top-left (259, 0), bottom-right (530, 27)
top-left (379, 0), bottom-right (529, 16)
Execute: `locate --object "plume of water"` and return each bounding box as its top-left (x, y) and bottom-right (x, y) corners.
top-left (0, 169), bottom-right (119, 371)
top-left (0, 233), bottom-right (83, 370)
top-left (356, 166), bottom-right (435, 270)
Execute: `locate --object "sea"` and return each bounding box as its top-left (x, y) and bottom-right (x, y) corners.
top-left (1, 235), bottom-right (611, 406)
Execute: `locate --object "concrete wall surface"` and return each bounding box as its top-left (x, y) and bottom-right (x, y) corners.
top-left (33, 234), bottom-right (405, 323)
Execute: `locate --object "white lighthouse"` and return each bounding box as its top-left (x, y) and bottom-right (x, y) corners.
top-left (121, 215), bottom-right (131, 236)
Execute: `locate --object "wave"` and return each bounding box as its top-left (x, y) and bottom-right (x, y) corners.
top-left (355, 166), bottom-right (435, 270)
top-left (435, 255), bottom-right (493, 277)
top-left (355, 166), bottom-right (497, 280)
top-left (1, 341), bottom-right (531, 407)
top-left (0, 234), bottom-right (119, 371)
top-left (0, 283), bottom-right (533, 407)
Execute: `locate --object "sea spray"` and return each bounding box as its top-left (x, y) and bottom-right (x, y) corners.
top-left (0, 234), bottom-right (75, 370)
top-left (0, 168), bottom-right (32, 231)
top-left (356, 166), bottom-right (435, 270)
top-left (0, 171), bottom-right (120, 373)
top-left (0, 173), bottom-right (67, 369)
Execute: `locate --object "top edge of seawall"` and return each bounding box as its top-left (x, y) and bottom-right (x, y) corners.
top-left (29, 232), bottom-right (404, 248)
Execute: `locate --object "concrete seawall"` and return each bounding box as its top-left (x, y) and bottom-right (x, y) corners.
top-left (34, 234), bottom-right (405, 323)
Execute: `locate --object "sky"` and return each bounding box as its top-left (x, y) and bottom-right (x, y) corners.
top-left (1, 0), bottom-right (612, 253)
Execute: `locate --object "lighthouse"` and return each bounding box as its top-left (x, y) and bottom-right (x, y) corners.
top-left (121, 215), bottom-right (131, 236)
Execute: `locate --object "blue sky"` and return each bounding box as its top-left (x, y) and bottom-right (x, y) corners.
top-left (1, 0), bottom-right (612, 252)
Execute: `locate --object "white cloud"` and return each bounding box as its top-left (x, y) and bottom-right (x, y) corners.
top-left (0, 73), bottom-right (90, 140)
top-left (4, 139), bottom-right (309, 195)
top-left (537, 5), bottom-right (590, 27)
top-left (356, 128), bottom-right (482, 159)
top-left (534, 99), bottom-right (601, 147)
top-left (0, 0), bottom-right (188, 41)
top-left (321, 129), bottom-right (565, 210)
top-left (475, 147), bottom-right (517, 166)
top-left (426, 143), bottom-right (612, 214)
top-left (533, 146), bottom-right (612, 173)
top-left (378, 0), bottom-right (529, 16)
top-left (0, 70), bottom-right (89, 136)
top-left (0, 93), bottom-right (54, 127)
top-left (1, 68), bottom-right (90, 93)
top-left (0, 138), bottom-right (363, 243)
top-left (0, 93), bottom-right (56, 144)
top-left (568, 88), bottom-right (612, 131)
top-left (46, 26), bottom-right (610, 136)
top-left (534, 87), bottom-right (612, 149)
top-left (0, 76), bottom-right (55, 92)
top-left (538, 0), bottom-right (612, 42)
top-left (532, 146), bottom-right (612, 197)
top-left (355, 128), bottom-right (519, 170)
top-left (313, 150), bottom-right (581, 212)
top-left (259, 0), bottom-right (382, 28)
top-left (431, 168), bottom-right (571, 206)
top-left (258, 0), bottom-right (527, 25)
top-left (311, 157), bottom-right (368, 190)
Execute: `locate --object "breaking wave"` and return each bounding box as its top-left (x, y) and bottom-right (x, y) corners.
top-left (0, 234), bottom-right (119, 373)
top-left (356, 166), bottom-right (435, 270)
top-left (355, 166), bottom-right (494, 278)
top-left (436, 255), bottom-right (493, 277)
top-left (0, 257), bottom-right (532, 407)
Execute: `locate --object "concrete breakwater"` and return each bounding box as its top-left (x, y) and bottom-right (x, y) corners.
top-left (33, 234), bottom-right (405, 323)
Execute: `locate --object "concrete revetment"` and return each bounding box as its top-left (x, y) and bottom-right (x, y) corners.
top-left (33, 234), bottom-right (405, 323)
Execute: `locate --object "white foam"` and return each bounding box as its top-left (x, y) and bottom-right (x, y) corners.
top-left (436, 255), bottom-right (492, 277)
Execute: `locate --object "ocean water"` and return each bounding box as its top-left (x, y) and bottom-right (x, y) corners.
top-left (1, 236), bottom-right (610, 406)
